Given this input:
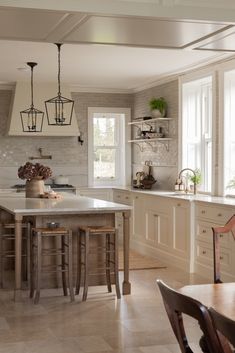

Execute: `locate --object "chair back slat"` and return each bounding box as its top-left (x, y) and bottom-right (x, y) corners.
top-left (209, 308), bottom-right (235, 348)
top-left (157, 280), bottom-right (233, 353)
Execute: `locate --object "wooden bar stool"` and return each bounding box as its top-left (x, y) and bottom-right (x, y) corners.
top-left (0, 222), bottom-right (31, 288)
top-left (30, 227), bottom-right (74, 304)
top-left (76, 226), bottom-right (121, 301)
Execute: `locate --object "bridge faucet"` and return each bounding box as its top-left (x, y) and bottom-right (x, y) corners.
top-left (178, 168), bottom-right (197, 195)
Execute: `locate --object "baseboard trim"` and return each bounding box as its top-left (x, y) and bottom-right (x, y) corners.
top-left (130, 239), bottom-right (191, 272)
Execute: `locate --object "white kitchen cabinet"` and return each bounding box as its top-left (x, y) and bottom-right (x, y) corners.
top-left (131, 193), bottom-right (146, 241)
top-left (112, 189), bottom-right (131, 205)
top-left (195, 202), bottom-right (235, 281)
top-left (77, 188), bottom-right (113, 201)
top-left (145, 209), bottom-right (170, 248)
top-left (131, 193), bottom-right (192, 271)
top-left (171, 200), bottom-right (190, 257)
top-left (112, 189), bottom-right (132, 238)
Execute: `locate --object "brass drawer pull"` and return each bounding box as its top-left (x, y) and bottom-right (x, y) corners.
top-left (220, 256), bottom-right (223, 260)
top-left (125, 196), bottom-right (129, 199)
top-left (219, 234), bottom-right (223, 238)
top-left (217, 213), bottom-right (222, 217)
top-left (201, 210), bottom-right (206, 214)
top-left (202, 250), bottom-right (206, 255)
top-left (202, 229), bottom-right (206, 233)
top-left (177, 203), bottom-right (181, 207)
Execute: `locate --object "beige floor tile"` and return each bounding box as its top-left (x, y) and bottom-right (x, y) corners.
top-left (0, 265), bottom-right (208, 352)
top-left (74, 336), bottom-right (113, 352)
top-left (0, 342), bottom-right (27, 353)
top-left (24, 338), bottom-right (84, 353)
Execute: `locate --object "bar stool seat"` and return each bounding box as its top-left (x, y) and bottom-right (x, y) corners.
top-left (30, 226), bottom-right (74, 304)
top-left (76, 225), bottom-right (121, 301)
top-left (0, 222), bottom-right (31, 288)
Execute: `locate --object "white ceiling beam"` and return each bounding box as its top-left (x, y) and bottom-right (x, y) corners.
top-left (1, 0), bottom-right (235, 23)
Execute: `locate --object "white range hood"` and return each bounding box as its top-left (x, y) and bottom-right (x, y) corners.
top-left (8, 82), bottom-right (80, 136)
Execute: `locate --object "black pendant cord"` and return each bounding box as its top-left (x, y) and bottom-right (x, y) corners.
top-left (30, 65), bottom-right (34, 108)
top-left (56, 43), bottom-right (62, 96)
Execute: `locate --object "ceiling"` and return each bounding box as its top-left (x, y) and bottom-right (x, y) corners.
top-left (0, 6), bottom-right (234, 92)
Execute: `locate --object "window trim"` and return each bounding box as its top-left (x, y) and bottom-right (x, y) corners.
top-left (179, 69), bottom-right (216, 195)
top-left (218, 61), bottom-right (235, 197)
top-left (88, 107), bottom-right (131, 187)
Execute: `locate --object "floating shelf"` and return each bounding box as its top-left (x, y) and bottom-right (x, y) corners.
top-left (128, 138), bottom-right (172, 152)
top-left (128, 117), bottom-right (172, 126)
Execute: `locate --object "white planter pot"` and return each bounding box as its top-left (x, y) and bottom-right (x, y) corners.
top-left (152, 109), bottom-right (166, 118)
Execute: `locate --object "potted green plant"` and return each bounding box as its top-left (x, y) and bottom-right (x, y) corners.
top-left (188, 169), bottom-right (201, 193)
top-left (149, 97), bottom-right (167, 117)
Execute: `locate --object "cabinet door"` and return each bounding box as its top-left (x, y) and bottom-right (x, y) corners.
top-left (172, 201), bottom-right (190, 257)
top-left (146, 209), bottom-right (170, 249)
top-left (132, 194), bottom-right (145, 240)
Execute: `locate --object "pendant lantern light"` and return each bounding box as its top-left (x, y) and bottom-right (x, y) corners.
top-left (20, 62), bottom-right (44, 132)
top-left (45, 43), bottom-right (74, 126)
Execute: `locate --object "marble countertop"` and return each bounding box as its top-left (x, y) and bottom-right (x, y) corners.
top-left (0, 186), bottom-right (235, 208)
top-left (112, 186), bottom-right (235, 207)
top-left (0, 195), bottom-right (131, 216)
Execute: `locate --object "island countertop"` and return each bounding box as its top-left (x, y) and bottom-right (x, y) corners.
top-left (0, 195), bottom-right (132, 216)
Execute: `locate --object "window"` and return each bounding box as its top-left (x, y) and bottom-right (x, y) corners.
top-left (88, 107), bottom-right (131, 186)
top-left (181, 76), bottom-right (213, 193)
top-left (223, 69), bottom-right (235, 196)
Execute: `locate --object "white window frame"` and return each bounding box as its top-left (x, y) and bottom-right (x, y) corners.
top-left (179, 69), bottom-right (216, 195)
top-left (88, 107), bottom-right (131, 187)
top-left (218, 58), bottom-right (235, 197)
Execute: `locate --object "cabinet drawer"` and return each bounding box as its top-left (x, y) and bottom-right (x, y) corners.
top-left (196, 204), bottom-right (233, 223)
top-left (196, 221), bottom-right (230, 248)
top-left (113, 190), bottom-right (131, 205)
top-left (196, 242), bottom-right (232, 268)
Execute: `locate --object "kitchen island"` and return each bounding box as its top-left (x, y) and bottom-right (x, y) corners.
top-left (0, 195), bottom-right (132, 301)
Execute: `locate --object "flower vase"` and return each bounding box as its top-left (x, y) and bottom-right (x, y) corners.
top-left (25, 178), bottom-right (44, 198)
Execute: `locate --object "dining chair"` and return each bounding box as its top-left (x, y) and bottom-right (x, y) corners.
top-left (157, 280), bottom-right (233, 353)
top-left (209, 308), bottom-right (235, 349)
top-left (212, 214), bottom-right (235, 283)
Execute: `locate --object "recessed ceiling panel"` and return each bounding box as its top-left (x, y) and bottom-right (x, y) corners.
top-left (0, 40), bottom-right (223, 91)
top-left (65, 16), bottom-right (226, 48)
top-left (197, 31), bottom-right (235, 51)
top-left (0, 8), bottom-right (67, 40)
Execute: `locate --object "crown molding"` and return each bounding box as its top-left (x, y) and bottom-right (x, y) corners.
top-left (69, 85), bottom-right (133, 94)
top-left (133, 52), bottom-right (233, 92)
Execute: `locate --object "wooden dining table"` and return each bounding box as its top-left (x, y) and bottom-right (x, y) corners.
top-left (180, 282), bottom-right (235, 320)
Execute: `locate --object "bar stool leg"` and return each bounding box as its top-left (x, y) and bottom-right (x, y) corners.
top-left (26, 222), bottom-right (31, 284)
top-left (34, 232), bottom-right (42, 304)
top-left (0, 229), bottom-right (4, 289)
top-left (106, 233), bottom-right (112, 293)
top-left (75, 229), bottom-right (81, 295)
top-left (114, 230), bottom-right (121, 299)
top-left (29, 230), bottom-right (35, 298)
top-left (82, 230), bottom-right (89, 301)
top-left (61, 235), bottom-right (68, 296)
top-left (68, 230), bottom-right (75, 302)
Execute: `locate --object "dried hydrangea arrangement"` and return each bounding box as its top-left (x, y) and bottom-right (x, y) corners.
top-left (18, 162), bottom-right (52, 181)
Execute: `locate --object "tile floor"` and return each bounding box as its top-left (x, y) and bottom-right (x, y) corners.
top-left (0, 267), bottom-right (209, 353)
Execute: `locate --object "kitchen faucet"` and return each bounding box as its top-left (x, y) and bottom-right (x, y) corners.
top-left (178, 168), bottom-right (197, 194)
